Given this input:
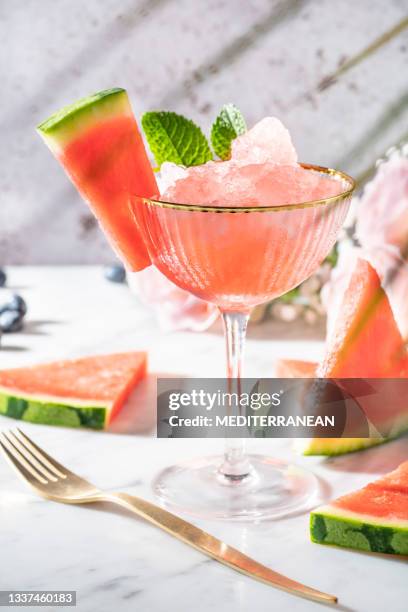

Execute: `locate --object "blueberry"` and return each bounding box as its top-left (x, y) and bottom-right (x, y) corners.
top-left (0, 268), bottom-right (6, 288)
top-left (0, 299), bottom-right (10, 315)
top-left (7, 294), bottom-right (27, 315)
top-left (0, 310), bottom-right (24, 333)
top-left (104, 264), bottom-right (126, 284)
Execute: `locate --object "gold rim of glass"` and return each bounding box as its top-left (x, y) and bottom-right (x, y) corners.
top-left (137, 164), bottom-right (355, 214)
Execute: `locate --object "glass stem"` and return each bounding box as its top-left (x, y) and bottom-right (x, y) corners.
top-left (219, 310), bottom-right (252, 480)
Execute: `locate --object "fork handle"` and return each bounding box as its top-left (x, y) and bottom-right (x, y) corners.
top-left (100, 492), bottom-right (336, 605)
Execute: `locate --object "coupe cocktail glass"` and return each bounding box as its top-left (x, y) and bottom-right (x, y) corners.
top-left (131, 164), bottom-right (355, 520)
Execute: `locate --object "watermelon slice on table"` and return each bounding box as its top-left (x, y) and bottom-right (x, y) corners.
top-left (274, 359), bottom-right (316, 378)
top-left (0, 352), bottom-right (147, 430)
top-left (310, 461), bottom-right (408, 555)
top-left (274, 360), bottom-right (384, 455)
top-left (276, 259), bottom-right (408, 455)
top-left (37, 88), bottom-right (158, 271)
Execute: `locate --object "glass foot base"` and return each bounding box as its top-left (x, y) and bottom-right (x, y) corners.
top-left (153, 454), bottom-right (318, 521)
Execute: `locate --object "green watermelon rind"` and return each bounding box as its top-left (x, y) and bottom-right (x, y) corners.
top-left (300, 419), bottom-right (408, 456)
top-left (36, 88), bottom-right (130, 148)
top-left (310, 507), bottom-right (408, 556)
top-left (300, 437), bottom-right (385, 456)
top-left (0, 391), bottom-right (107, 430)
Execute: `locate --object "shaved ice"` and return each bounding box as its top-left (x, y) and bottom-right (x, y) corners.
top-left (231, 117), bottom-right (297, 165)
top-left (160, 117), bottom-right (345, 206)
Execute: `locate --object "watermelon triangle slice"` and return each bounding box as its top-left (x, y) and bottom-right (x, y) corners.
top-left (0, 352), bottom-right (147, 429)
top-left (277, 258), bottom-right (408, 455)
top-left (274, 359), bottom-right (316, 378)
top-left (311, 461), bottom-right (408, 555)
top-left (311, 259), bottom-right (408, 454)
top-left (37, 88), bottom-right (158, 271)
top-left (318, 258), bottom-right (408, 378)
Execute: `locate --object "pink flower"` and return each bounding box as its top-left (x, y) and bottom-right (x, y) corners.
top-left (356, 156), bottom-right (408, 255)
top-left (128, 267), bottom-right (218, 332)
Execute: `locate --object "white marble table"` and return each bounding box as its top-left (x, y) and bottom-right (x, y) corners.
top-left (0, 267), bottom-right (406, 612)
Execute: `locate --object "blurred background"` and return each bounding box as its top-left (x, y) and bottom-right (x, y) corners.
top-left (1, 0), bottom-right (407, 264)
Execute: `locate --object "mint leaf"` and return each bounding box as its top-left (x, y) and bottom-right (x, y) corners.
top-left (211, 104), bottom-right (247, 160)
top-left (141, 111), bottom-right (212, 167)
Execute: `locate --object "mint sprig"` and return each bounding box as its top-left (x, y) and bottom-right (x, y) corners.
top-left (141, 111), bottom-right (212, 168)
top-left (211, 104), bottom-right (247, 160)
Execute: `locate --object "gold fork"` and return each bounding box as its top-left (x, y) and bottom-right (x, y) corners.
top-left (0, 428), bottom-right (337, 605)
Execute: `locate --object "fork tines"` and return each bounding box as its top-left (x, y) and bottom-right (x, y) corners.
top-left (0, 429), bottom-right (66, 485)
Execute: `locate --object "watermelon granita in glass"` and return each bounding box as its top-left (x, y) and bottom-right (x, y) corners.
top-left (38, 90), bottom-right (355, 520)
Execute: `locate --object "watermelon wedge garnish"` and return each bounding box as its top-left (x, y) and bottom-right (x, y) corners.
top-left (311, 461), bottom-right (408, 555)
top-left (276, 258), bottom-right (408, 455)
top-left (37, 88), bottom-right (158, 271)
top-left (318, 258), bottom-right (408, 378)
top-left (0, 352), bottom-right (147, 430)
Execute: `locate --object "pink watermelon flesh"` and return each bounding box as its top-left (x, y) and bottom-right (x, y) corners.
top-left (318, 258), bottom-right (408, 378)
top-left (274, 359), bottom-right (316, 378)
top-left (0, 352), bottom-right (147, 429)
top-left (311, 461), bottom-right (408, 555)
top-left (37, 89), bottom-right (158, 271)
top-left (298, 259), bottom-right (408, 455)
